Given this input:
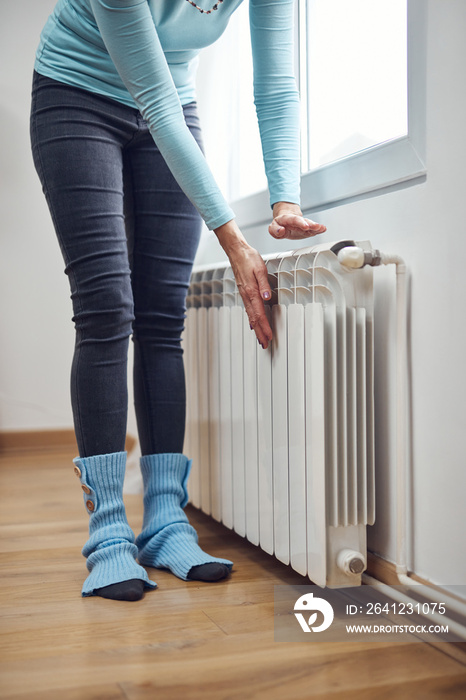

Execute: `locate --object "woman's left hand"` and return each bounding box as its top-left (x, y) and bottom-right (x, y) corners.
top-left (269, 202), bottom-right (326, 240)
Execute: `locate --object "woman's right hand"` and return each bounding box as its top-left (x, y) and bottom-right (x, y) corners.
top-left (214, 219), bottom-right (273, 349)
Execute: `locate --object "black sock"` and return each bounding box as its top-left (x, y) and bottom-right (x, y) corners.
top-left (95, 579), bottom-right (145, 601)
top-left (188, 563), bottom-right (230, 582)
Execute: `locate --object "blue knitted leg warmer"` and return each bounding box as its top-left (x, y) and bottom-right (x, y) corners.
top-left (136, 454), bottom-right (233, 581)
top-left (73, 452), bottom-right (157, 598)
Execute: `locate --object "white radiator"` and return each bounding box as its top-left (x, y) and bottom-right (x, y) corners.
top-left (183, 241), bottom-right (375, 587)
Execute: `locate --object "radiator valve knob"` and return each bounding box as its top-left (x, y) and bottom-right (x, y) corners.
top-left (337, 246), bottom-right (365, 269)
top-left (337, 549), bottom-right (366, 575)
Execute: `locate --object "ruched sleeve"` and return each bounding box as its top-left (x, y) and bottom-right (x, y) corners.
top-left (250, 0), bottom-right (301, 207)
top-left (89, 0), bottom-right (235, 229)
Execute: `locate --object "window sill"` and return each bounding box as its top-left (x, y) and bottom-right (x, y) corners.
top-left (232, 135), bottom-right (425, 232)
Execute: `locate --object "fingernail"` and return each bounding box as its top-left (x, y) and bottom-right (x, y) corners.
top-left (262, 291), bottom-right (271, 300)
top-left (250, 324), bottom-right (253, 330)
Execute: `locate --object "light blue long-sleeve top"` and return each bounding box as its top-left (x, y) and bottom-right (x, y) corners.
top-left (35, 0), bottom-right (300, 230)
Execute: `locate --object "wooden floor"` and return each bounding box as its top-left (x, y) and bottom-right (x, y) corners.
top-left (1, 449), bottom-right (465, 700)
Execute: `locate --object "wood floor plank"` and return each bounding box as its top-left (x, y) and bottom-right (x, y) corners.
top-left (309, 673), bottom-right (466, 700)
top-left (0, 684), bottom-right (128, 700)
top-left (0, 638), bottom-right (463, 698)
top-left (120, 671), bottom-right (466, 700)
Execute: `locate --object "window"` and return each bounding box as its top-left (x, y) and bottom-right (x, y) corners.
top-left (196, 0), bottom-right (425, 230)
top-left (302, 0), bottom-right (407, 172)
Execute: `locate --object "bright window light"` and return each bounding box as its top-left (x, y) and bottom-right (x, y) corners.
top-left (304, 0), bottom-right (408, 169)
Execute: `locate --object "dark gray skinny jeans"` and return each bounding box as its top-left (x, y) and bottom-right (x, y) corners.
top-left (30, 71), bottom-right (203, 458)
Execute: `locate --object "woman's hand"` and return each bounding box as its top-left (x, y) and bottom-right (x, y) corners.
top-left (269, 202), bottom-right (326, 240)
top-left (214, 220), bottom-right (273, 349)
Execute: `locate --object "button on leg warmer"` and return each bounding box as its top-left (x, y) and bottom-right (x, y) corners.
top-left (73, 452), bottom-right (157, 599)
top-left (136, 454), bottom-right (233, 582)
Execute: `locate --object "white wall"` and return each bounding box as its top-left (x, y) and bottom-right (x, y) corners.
top-left (1, 1), bottom-right (465, 588)
top-left (0, 0), bottom-right (138, 439)
top-left (195, 1), bottom-right (466, 589)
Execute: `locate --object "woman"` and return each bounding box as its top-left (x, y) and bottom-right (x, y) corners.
top-left (30, 0), bottom-right (326, 601)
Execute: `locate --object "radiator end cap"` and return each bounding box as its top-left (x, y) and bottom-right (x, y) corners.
top-left (337, 548), bottom-right (366, 576)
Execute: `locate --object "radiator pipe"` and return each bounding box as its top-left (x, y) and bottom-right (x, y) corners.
top-left (337, 245), bottom-right (466, 629)
top-left (360, 573), bottom-right (466, 641)
top-left (338, 247), bottom-right (410, 580)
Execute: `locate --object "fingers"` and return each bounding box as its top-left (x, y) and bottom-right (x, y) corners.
top-left (254, 260), bottom-right (272, 302)
top-left (229, 249), bottom-right (273, 349)
top-left (269, 213), bottom-right (326, 240)
top-left (238, 265), bottom-right (273, 349)
top-left (269, 221), bottom-right (286, 239)
top-left (240, 287), bottom-right (272, 349)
